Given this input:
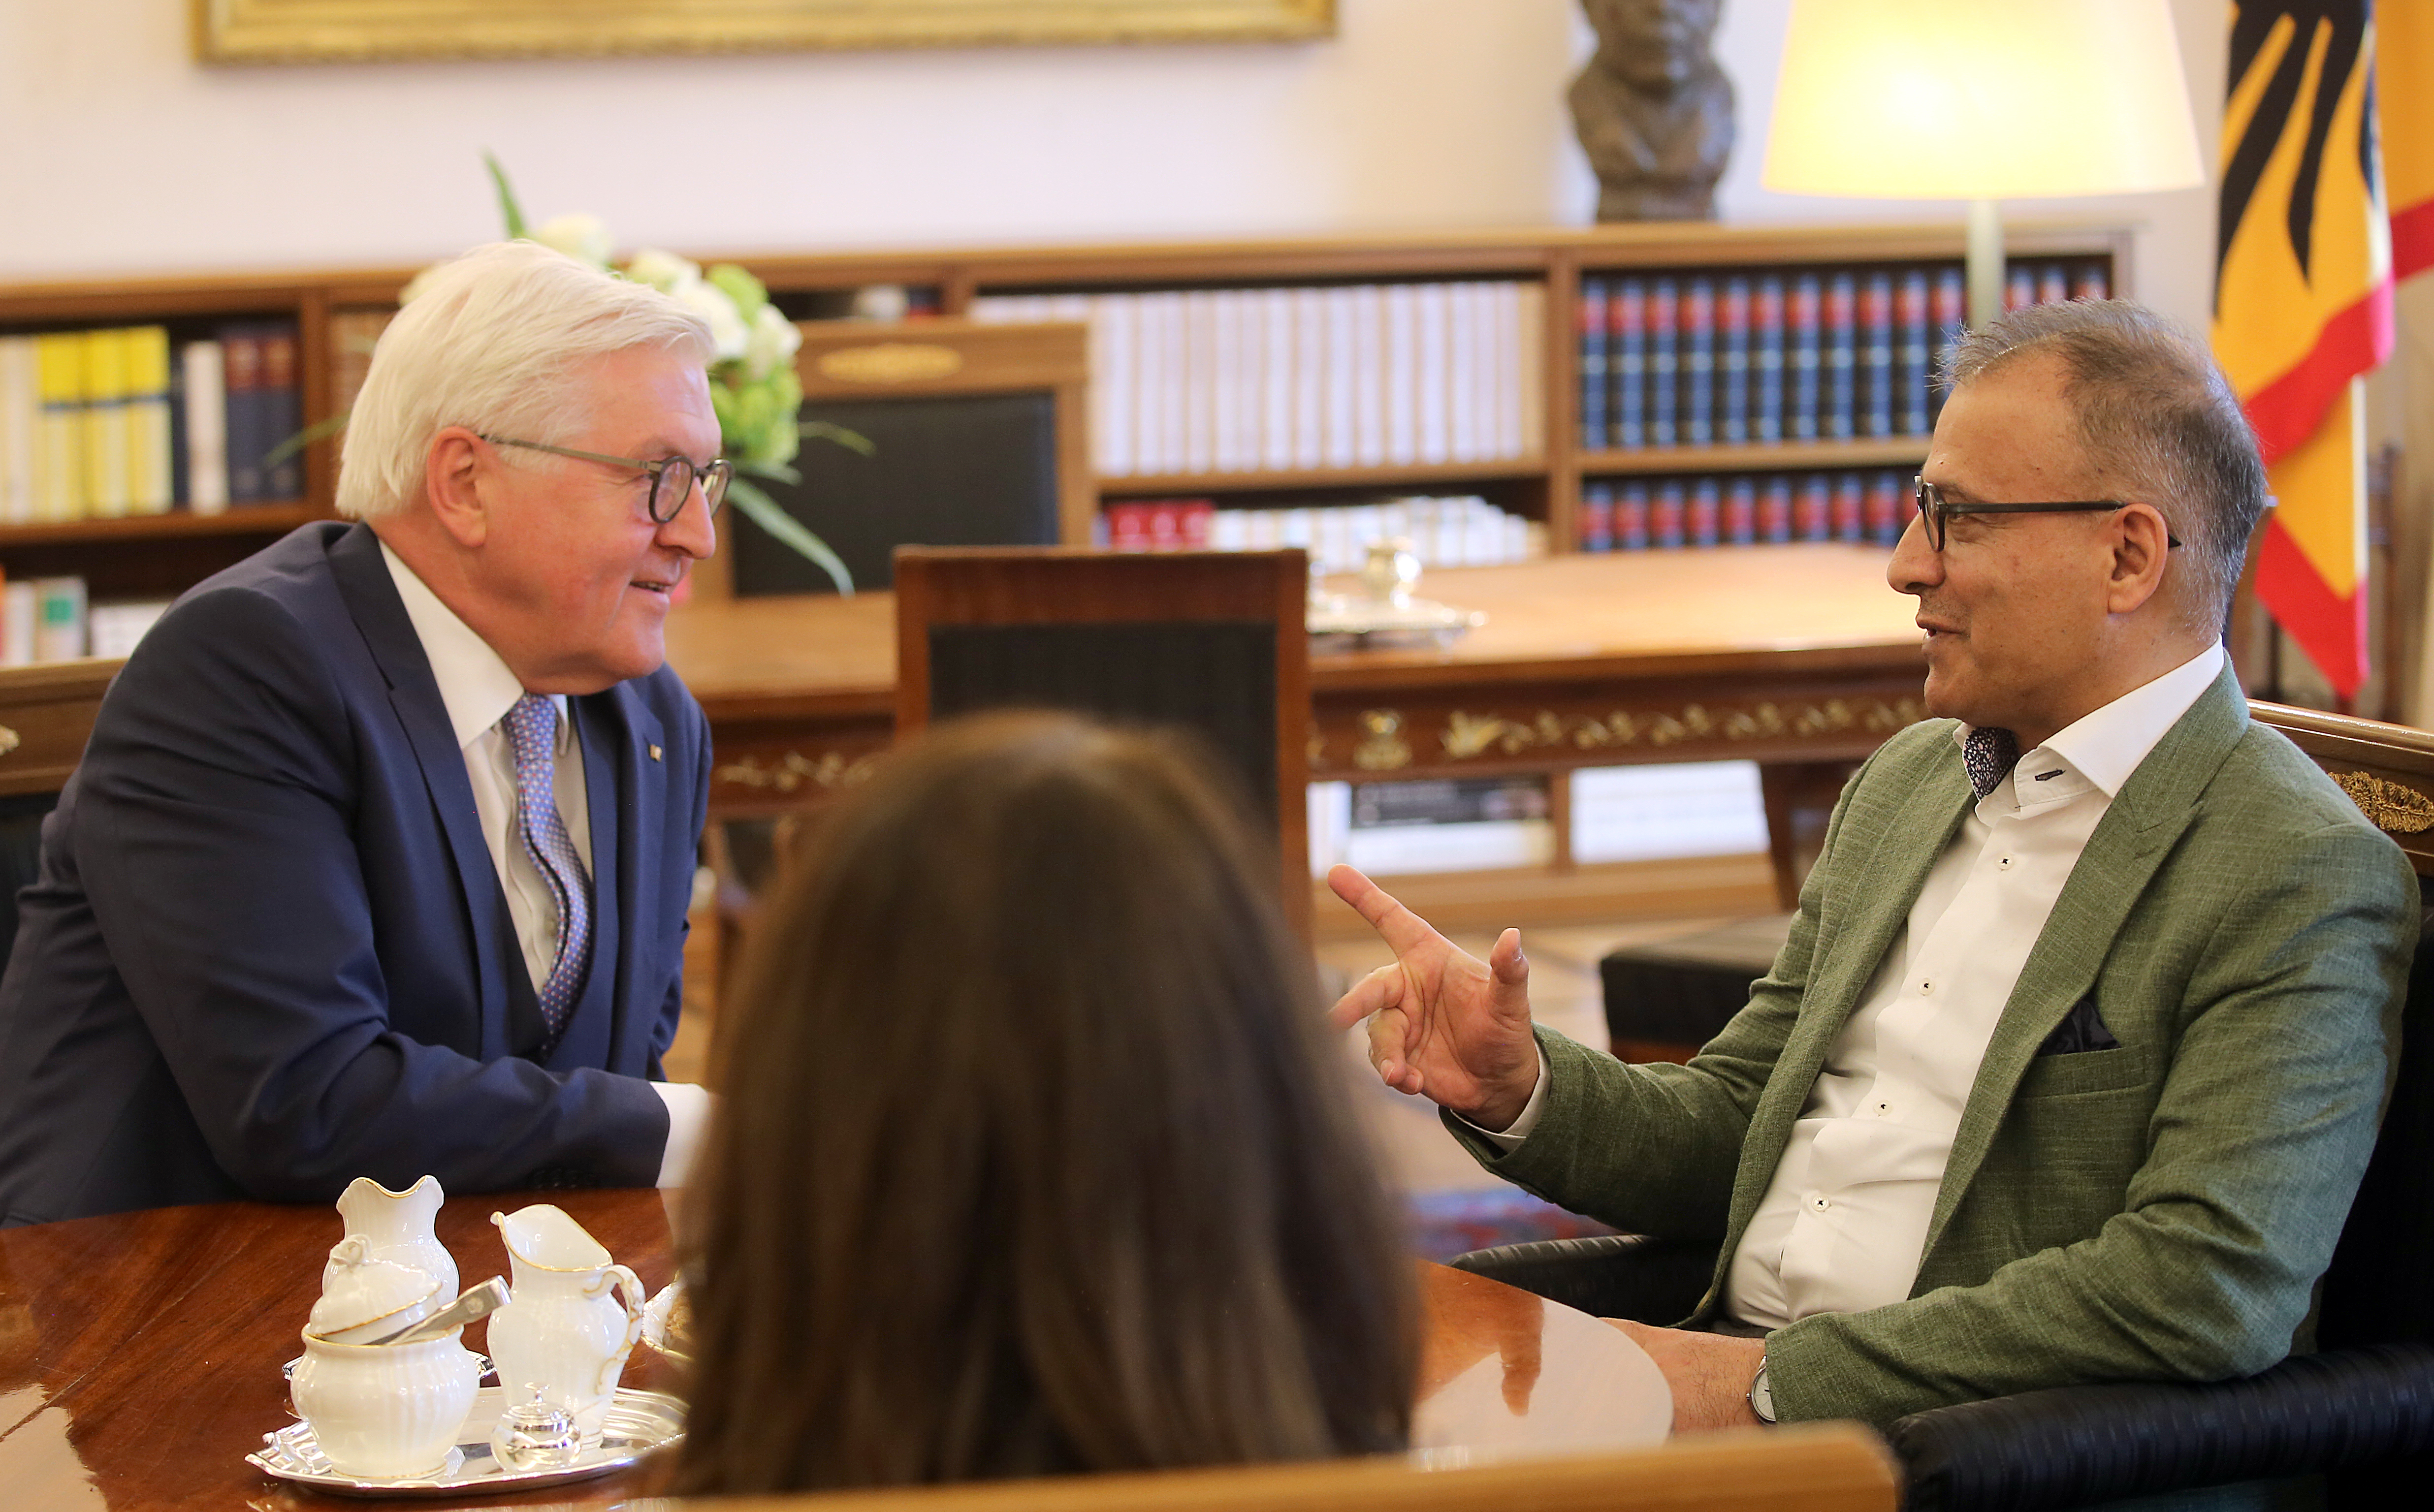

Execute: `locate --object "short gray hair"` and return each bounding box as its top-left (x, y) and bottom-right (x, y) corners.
top-left (337, 241), bottom-right (714, 521)
top-left (1943, 299), bottom-right (2266, 630)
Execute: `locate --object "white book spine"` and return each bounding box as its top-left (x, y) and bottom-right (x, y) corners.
top-left (1091, 296), bottom-right (1135, 480)
top-left (1260, 289), bottom-right (1294, 473)
top-left (1447, 282), bottom-right (1481, 464)
top-left (183, 341), bottom-right (228, 513)
top-left (1290, 288), bottom-right (1327, 472)
top-left (1210, 290), bottom-right (1245, 473)
top-left (1, 581), bottom-right (34, 667)
top-left (1321, 288), bottom-right (1357, 471)
top-left (1154, 292), bottom-right (1191, 478)
top-left (1138, 293), bottom-right (1182, 478)
top-left (33, 575), bottom-right (86, 663)
top-left (1489, 282), bottom-right (1523, 459)
top-left (1351, 284), bottom-right (1387, 468)
top-left (1181, 290), bottom-right (1217, 476)
top-left (1384, 284), bottom-right (1419, 466)
top-left (0, 338), bottom-right (34, 524)
top-left (1416, 284), bottom-right (1452, 465)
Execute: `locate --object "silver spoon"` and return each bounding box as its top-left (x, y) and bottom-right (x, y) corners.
top-left (360, 1276), bottom-right (510, 1347)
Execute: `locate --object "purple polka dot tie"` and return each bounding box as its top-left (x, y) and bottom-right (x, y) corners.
top-left (1963, 725), bottom-right (2021, 800)
top-left (504, 694), bottom-right (592, 1037)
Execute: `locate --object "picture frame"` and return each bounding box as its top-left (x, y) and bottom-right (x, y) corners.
top-left (193, 0), bottom-right (1337, 63)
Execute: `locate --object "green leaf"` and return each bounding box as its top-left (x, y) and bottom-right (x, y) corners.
top-left (738, 459), bottom-right (802, 486)
top-left (725, 475), bottom-right (854, 596)
top-left (705, 263), bottom-right (769, 321)
top-left (801, 419), bottom-right (876, 456)
top-left (483, 152), bottom-right (529, 241)
top-left (262, 411), bottom-right (351, 472)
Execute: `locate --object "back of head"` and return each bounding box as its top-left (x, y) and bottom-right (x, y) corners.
top-left (1943, 299), bottom-right (2267, 632)
top-left (674, 712), bottom-right (1416, 1493)
top-left (336, 240), bottom-right (712, 521)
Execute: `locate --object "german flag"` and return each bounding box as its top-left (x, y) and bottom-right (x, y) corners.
top-left (2214, 0), bottom-right (2390, 700)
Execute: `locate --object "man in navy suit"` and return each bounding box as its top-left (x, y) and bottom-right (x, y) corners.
top-left (0, 242), bottom-right (723, 1224)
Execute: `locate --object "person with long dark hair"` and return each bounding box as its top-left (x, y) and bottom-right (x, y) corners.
top-left (673, 711), bottom-right (1416, 1492)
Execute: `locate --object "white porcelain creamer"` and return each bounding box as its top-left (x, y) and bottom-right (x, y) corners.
top-left (486, 1204), bottom-right (646, 1439)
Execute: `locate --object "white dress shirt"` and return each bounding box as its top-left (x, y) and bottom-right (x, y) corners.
top-left (380, 543), bottom-right (708, 1188)
top-left (1483, 643), bottom-right (2226, 1328)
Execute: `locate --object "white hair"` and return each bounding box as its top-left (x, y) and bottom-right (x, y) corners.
top-left (336, 241), bottom-right (715, 521)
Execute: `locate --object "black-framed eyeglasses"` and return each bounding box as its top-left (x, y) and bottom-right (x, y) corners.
top-left (479, 435), bottom-right (732, 525)
top-left (1912, 476), bottom-right (2178, 552)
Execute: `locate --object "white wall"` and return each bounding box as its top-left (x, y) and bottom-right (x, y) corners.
top-left (3, 0), bottom-right (2224, 330)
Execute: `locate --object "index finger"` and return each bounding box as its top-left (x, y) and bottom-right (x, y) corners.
top-left (1326, 864), bottom-right (1452, 959)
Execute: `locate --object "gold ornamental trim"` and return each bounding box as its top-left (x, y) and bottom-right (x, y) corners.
top-left (714, 750), bottom-right (880, 795)
top-left (1438, 696), bottom-right (1926, 762)
top-left (196, 1), bottom-right (1336, 64)
top-left (1352, 710), bottom-right (1412, 772)
top-left (0, 725), bottom-right (17, 757)
top-left (815, 343), bottom-right (966, 386)
top-left (2332, 771), bottom-right (2434, 834)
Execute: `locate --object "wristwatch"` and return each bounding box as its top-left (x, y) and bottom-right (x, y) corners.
top-left (1748, 1356), bottom-right (1777, 1424)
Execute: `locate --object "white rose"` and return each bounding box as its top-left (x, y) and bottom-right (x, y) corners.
top-left (673, 279), bottom-right (750, 362)
top-left (744, 303), bottom-right (803, 379)
top-left (624, 247), bottom-right (700, 295)
top-left (533, 213), bottom-right (613, 269)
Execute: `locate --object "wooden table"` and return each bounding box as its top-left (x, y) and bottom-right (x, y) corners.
top-left (669, 546), bottom-right (1925, 900)
top-left (0, 1190), bottom-right (1669, 1510)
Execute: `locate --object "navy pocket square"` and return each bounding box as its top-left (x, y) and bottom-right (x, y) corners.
top-left (2037, 993), bottom-right (2121, 1056)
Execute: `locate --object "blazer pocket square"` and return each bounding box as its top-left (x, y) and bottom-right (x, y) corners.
top-left (2036, 993), bottom-right (2121, 1056)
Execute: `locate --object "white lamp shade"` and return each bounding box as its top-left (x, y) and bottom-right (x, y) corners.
top-left (1763, 0), bottom-right (2206, 200)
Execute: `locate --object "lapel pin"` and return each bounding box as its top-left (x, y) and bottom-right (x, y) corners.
top-left (648, 744), bottom-right (663, 763)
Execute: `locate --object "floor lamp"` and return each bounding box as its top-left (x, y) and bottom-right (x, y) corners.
top-left (1762, 0), bottom-right (2205, 329)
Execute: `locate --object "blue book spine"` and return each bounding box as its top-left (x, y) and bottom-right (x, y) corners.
top-left (1861, 272), bottom-right (1895, 439)
top-left (1754, 276), bottom-right (1787, 444)
top-left (1897, 269), bottom-right (1932, 436)
top-left (2072, 260), bottom-right (2111, 301)
top-left (1930, 265), bottom-right (1966, 425)
top-left (2038, 263), bottom-right (2069, 304)
top-left (2005, 264), bottom-right (2036, 313)
top-left (1612, 278), bottom-right (1647, 449)
top-left (1825, 272), bottom-right (1858, 441)
top-left (1653, 479), bottom-right (1686, 549)
top-left (1617, 481), bottom-right (1651, 550)
top-left (1648, 277), bottom-right (1678, 447)
top-left (1580, 481), bottom-right (1615, 551)
top-left (1832, 471), bottom-right (1865, 543)
top-left (1761, 475), bottom-right (1793, 543)
top-left (1796, 473), bottom-right (1831, 542)
top-left (1681, 276), bottom-right (1716, 446)
top-left (1725, 475), bottom-right (1757, 545)
top-left (1688, 477), bottom-right (1721, 546)
top-left (1578, 278), bottom-right (1608, 450)
top-left (1866, 469), bottom-right (1906, 548)
top-left (1720, 276), bottom-right (1751, 444)
top-left (1790, 274), bottom-right (1822, 442)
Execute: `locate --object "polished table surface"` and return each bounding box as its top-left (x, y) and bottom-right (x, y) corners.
top-left (0, 1189), bottom-right (1669, 1510)
top-left (668, 546), bottom-right (1928, 805)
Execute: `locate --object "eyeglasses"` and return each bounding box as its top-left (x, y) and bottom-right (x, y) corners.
top-left (479, 435), bottom-right (732, 524)
top-left (1911, 476), bottom-right (2179, 552)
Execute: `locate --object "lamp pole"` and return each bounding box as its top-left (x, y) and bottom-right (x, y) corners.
top-left (1965, 197), bottom-right (2004, 331)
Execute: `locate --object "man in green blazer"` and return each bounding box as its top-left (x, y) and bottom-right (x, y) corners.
top-left (1330, 300), bottom-right (2418, 1435)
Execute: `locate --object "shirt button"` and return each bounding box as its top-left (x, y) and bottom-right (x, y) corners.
top-left (1874, 1100), bottom-right (1892, 1117)
top-left (1919, 979), bottom-right (1933, 995)
top-left (1997, 855), bottom-right (2014, 870)
top-left (1810, 1194), bottom-right (1831, 1212)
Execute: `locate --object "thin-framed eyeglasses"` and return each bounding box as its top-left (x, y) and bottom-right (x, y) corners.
top-left (479, 435), bottom-right (732, 524)
top-left (1911, 476), bottom-right (2178, 552)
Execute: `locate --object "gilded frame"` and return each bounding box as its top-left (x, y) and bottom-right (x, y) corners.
top-left (194, 0), bottom-right (1336, 63)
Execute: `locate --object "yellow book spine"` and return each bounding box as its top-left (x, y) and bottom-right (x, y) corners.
top-left (124, 326), bottom-right (173, 515)
top-left (83, 329), bottom-right (131, 519)
top-left (33, 333), bottom-right (84, 522)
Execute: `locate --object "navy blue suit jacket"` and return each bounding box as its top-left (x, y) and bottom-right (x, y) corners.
top-left (0, 521), bottom-right (710, 1225)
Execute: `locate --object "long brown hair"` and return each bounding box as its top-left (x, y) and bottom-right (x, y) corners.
top-left (672, 712), bottom-right (1415, 1493)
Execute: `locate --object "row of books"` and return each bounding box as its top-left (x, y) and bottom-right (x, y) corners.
top-left (1580, 470), bottom-right (1914, 552)
top-left (1305, 760), bottom-right (1768, 877)
top-left (0, 574), bottom-right (169, 666)
top-left (1102, 493), bottom-right (1545, 576)
top-left (1576, 257), bottom-right (2109, 452)
top-left (0, 322), bottom-right (303, 525)
top-left (970, 283), bottom-right (1545, 479)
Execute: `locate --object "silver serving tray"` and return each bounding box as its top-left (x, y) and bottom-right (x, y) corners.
top-left (247, 1385), bottom-right (684, 1497)
top-left (1307, 593), bottom-right (1487, 647)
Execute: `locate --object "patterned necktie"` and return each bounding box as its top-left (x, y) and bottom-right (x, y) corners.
top-left (503, 693), bottom-right (592, 1037)
top-left (1962, 724), bottom-right (2021, 800)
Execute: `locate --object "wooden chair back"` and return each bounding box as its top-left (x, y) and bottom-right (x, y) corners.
top-left (675, 1425), bottom-right (1898, 1512)
top-left (711, 319), bottom-right (1093, 598)
top-left (2248, 701), bottom-right (2434, 1352)
top-left (894, 547), bottom-right (1311, 938)
top-left (0, 659), bottom-right (119, 972)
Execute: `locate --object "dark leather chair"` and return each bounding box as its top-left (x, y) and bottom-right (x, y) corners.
top-left (894, 546), bottom-right (1313, 938)
top-left (1455, 699), bottom-right (2434, 1509)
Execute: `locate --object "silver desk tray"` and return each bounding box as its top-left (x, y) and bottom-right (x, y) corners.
top-left (247, 1385), bottom-right (684, 1497)
top-left (1308, 593), bottom-right (1487, 648)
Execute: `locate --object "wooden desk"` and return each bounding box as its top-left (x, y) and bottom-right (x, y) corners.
top-left (0, 1190), bottom-right (1668, 1510)
top-left (670, 546), bottom-right (1925, 901)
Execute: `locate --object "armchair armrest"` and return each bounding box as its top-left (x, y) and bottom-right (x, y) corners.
top-left (1886, 1343), bottom-right (2434, 1512)
top-left (1447, 1233), bottom-right (1719, 1323)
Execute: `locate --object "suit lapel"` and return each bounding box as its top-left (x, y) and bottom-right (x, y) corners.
top-left (1918, 665), bottom-right (2251, 1260)
top-left (328, 524), bottom-right (515, 1058)
top-left (568, 684), bottom-right (666, 1076)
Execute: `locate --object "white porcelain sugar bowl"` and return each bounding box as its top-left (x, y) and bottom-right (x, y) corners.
top-left (291, 1237), bottom-right (479, 1479)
